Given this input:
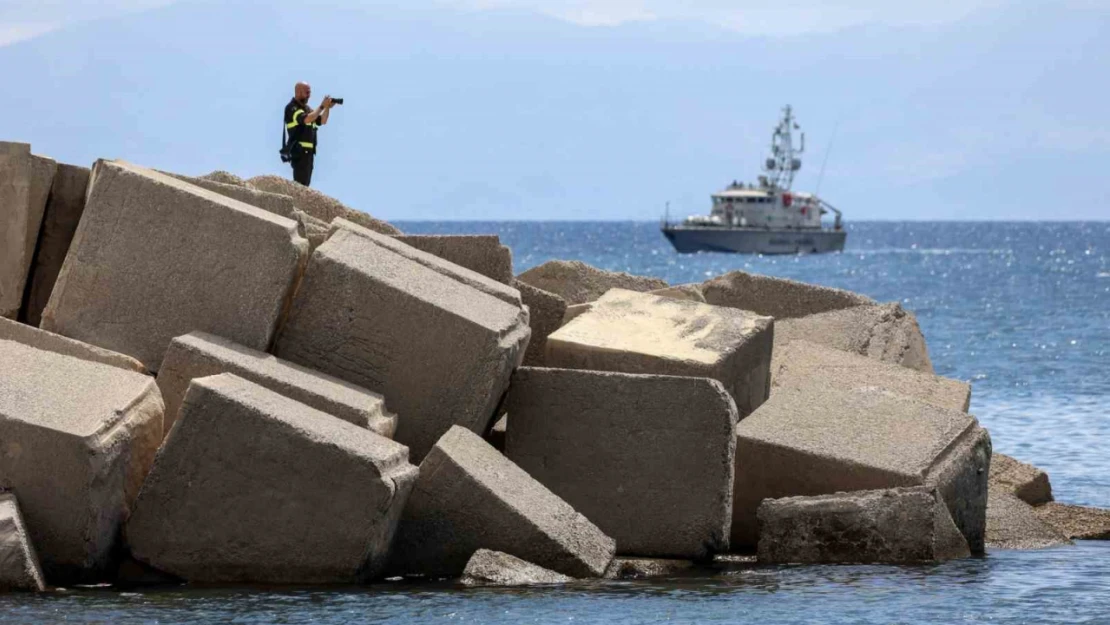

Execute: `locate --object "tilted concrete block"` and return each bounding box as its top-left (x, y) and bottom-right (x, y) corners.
top-left (0, 336), bottom-right (163, 583)
top-left (757, 487), bottom-right (971, 564)
top-left (517, 260), bottom-right (668, 305)
top-left (545, 289), bottom-right (773, 417)
top-left (775, 303), bottom-right (933, 373)
top-left (701, 270), bottom-right (873, 319)
top-left (394, 234), bottom-right (513, 285)
top-left (1, 143), bottom-right (56, 319)
top-left (1033, 502), bottom-right (1110, 540)
top-left (21, 163), bottom-right (90, 327)
top-left (0, 493), bottom-right (46, 592)
top-left (0, 316), bottom-right (144, 372)
top-left (275, 229), bottom-right (530, 462)
top-left (40, 161), bottom-right (308, 372)
top-left (772, 340), bottom-right (970, 411)
top-left (388, 426), bottom-right (615, 578)
top-left (158, 331), bottom-right (396, 437)
top-left (330, 219), bottom-right (521, 306)
top-left (734, 385), bottom-right (991, 553)
top-left (989, 453), bottom-right (1053, 506)
top-left (126, 374), bottom-right (417, 584)
top-left (985, 491), bottom-right (1071, 550)
top-left (505, 368), bottom-right (738, 559)
top-left (161, 172), bottom-right (297, 219)
top-left (461, 549), bottom-right (573, 586)
top-left (513, 280), bottom-right (567, 367)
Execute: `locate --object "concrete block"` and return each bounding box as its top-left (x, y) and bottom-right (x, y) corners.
top-left (561, 302), bottom-right (593, 325)
top-left (990, 453), bottom-right (1053, 506)
top-left (247, 174), bottom-right (402, 235)
top-left (162, 172), bottom-right (297, 219)
top-left (40, 161), bottom-right (308, 372)
top-left (1033, 502), bottom-right (1110, 540)
top-left (772, 340), bottom-right (970, 412)
top-left (486, 415), bottom-right (507, 452)
top-left (603, 558), bottom-right (696, 580)
top-left (0, 336), bottom-right (163, 583)
top-left (648, 283), bottom-right (707, 303)
top-left (701, 270), bottom-right (873, 319)
top-left (0, 493), bottom-right (46, 592)
top-left (461, 549), bottom-right (573, 586)
top-left (158, 331), bottom-right (396, 437)
top-left (331, 219), bottom-right (520, 306)
top-left (395, 235), bottom-right (513, 285)
top-left (275, 229), bottom-right (530, 461)
top-left (733, 385), bottom-right (991, 553)
top-left (125, 374), bottom-right (417, 584)
top-left (505, 368), bottom-right (738, 559)
top-left (514, 280), bottom-right (567, 367)
top-left (388, 426), bottom-right (615, 578)
top-left (0, 316), bottom-right (144, 372)
top-left (775, 303), bottom-right (933, 373)
top-left (757, 487), bottom-right (971, 564)
top-left (545, 289), bottom-right (774, 417)
top-left (1, 144), bottom-right (56, 319)
top-left (21, 163), bottom-right (90, 327)
top-left (985, 491), bottom-right (1071, 550)
top-left (517, 260), bottom-right (668, 305)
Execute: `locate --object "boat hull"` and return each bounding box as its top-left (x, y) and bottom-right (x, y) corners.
top-left (662, 226), bottom-right (846, 255)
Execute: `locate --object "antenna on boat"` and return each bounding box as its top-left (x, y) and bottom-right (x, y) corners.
top-left (763, 105), bottom-right (804, 191)
top-left (814, 117), bottom-right (840, 197)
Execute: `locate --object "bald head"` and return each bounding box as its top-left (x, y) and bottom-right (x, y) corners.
top-left (295, 82), bottom-right (311, 103)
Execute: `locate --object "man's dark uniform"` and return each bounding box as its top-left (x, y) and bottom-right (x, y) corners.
top-left (284, 97), bottom-right (320, 186)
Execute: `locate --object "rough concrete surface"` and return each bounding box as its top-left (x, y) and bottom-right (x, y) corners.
top-left (389, 426), bottom-right (615, 578)
top-left (1032, 502), bottom-right (1110, 540)
top-left (40, 161), bottom-right (308, 371)
top-left (990, 453), bottom-right (1054, 506)
top-left (648, 283), bottom-right (707, 303)
top-left (0, 316), bottom-right (144, 372)
top-left (733, 384), bottom-right (991, 553)
top-left (1, 143), bottom-right (56, 319)
top-left (514, 280), bottom-right (567, 367)
top-left (516, 260), bottom-right (668, 305)
top-left (275, 228), bottom-right (530, 461)
top-left (394, 235), bottom-right (513, 285)
top-left (460, 549), bottom-right (573, 586)
top-left (163, 172), bottom-right (297, 219)
top-left (985, 491), bottom-right (1071, 550)
top-left (126, 374), bottom-right (417, 584)
top-left (0, 493), bottom-right (47, 591)
top-left (158, 331), bottom-right (395, 437)
top-left (757, 487), bottom-right (971, 564)
top-left (246, 174), bottom-right (401, 235)
top-left (603, 558), bottom-right (696, 580)
top-left (0, 337), bottom-right (163, 583)
top-left (775, 303), bottom-right (933, 373)
top-left (486, 415), bottom-right (507, 452)
top-left (772, 340), bottom-right (970, 411)
top-left (545, 288), bottom-right (773, 416)
top-left (21, 162), bottom-right (90, 327)
top-left (701, 270), bottom-right (874, 319)
top-left (505, 368), bottom-right (738, 559)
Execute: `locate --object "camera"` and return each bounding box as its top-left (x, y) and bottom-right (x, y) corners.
top-left (331, 97), bottom-right (344, 105)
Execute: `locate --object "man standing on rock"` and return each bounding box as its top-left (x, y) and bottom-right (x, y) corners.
top-left (282, 82), bottom-right (335, 187)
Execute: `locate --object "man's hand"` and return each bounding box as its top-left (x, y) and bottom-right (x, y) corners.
top-left (321, 96), bottom-right (334, 110)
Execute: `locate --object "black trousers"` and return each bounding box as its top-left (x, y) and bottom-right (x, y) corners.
top-left (291, 153), bottom-right (314, 187)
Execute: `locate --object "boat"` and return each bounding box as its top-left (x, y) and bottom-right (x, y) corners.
top-left (661, 106), bottom-right (846, 255)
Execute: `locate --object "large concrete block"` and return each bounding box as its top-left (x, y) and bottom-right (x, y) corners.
top-left (394, 234), bottom-right (513, 285)
top-left (985, 491), bottom-right (1071, 550)
top-left (514, 280), bottom-right (567, 367)
top-left (517, 260), bottom-right (668, 305)
top-left (0, 493), bottom-right (46, 592)
top-left (0, 316), bottom-right (144, 372)
top-left (545, 289), bottom-right (774, 417)
top-left (772, 340), bottom-right (970, 412)
top-left (603, 557), bottom-right (696, 580)
top-left (701, 270), bottom-right (873, 319)
top-left (162, 172), bottom-right (297, 219)
top-left (388, 426), bottom-right (615, 578)
top-left (330, 219), bottom-right (520, 306)
top-left (158, 331), bottom-right (396, 437)
top-left (40, 161), bottom-right (309, 372)
top-left (505, 368), bottom-right (738, 559)
top-left (461, 549), bottom-right (573, 586)
top-left (648, 283), bottom-right (707, 303)
top-left (0, 336), bottom-right (163, 582)
top-left (733, 385), bottom-right (991, 553)
top-left (1, 143), bottom-right (56, 319)
top-left (989, 453), bottom-right (1053, 506)
top-left (21, 163), bottom-right (90, 327)
top-left (275, 229), bottom-right (530, 461)
top-left (126, 374), bottom-right (417, 584)
top-left (757, 487), bottom-right (970, 564)
top-left (247, 174), bottom-right (401, 235)
top-left (1033, 502), bottom-right (1110, 540)
top-left (775, 303), bottom-right (933, 373)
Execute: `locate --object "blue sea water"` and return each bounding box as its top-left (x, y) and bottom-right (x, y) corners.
top-left (3, 221), bottom-right (1108, 624)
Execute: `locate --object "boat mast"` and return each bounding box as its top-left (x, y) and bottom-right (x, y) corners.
top-left (762, 105), bottom-right (804, 191)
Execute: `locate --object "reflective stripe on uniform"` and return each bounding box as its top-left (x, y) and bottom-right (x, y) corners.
top-left (293, 109), bottom-right (304, 122)
top-left (299, 141), bottom-right (314, 149)
top-left (285, 120), bottom-right (298, 129)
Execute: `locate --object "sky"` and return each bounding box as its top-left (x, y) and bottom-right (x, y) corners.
top-left (1, 0), bottom-right (1108, 221)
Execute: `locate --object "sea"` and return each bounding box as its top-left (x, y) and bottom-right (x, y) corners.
top-left (3, 221), bottom-right (1108, 625)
